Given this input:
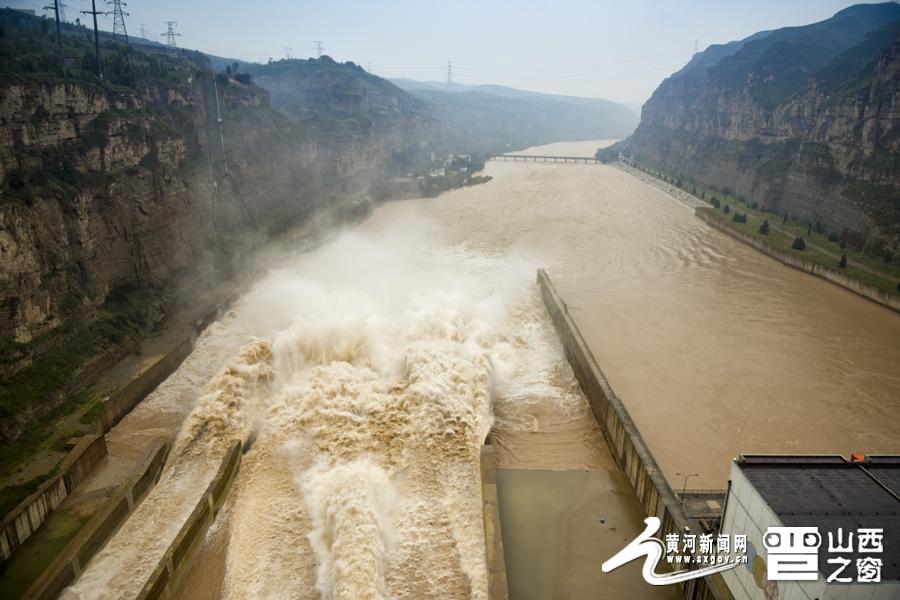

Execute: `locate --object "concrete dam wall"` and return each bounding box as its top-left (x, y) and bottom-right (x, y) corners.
top-left (536, 269), bottom-right (732, 600)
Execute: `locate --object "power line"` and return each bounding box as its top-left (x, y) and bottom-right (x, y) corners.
top-left (374, 47), bottom-right (690, 75)
top-left (107, 0), bottom-right (129, 43)
top-left (314, 40), bottom-right (324, 58)
top-left (374, 52), bottom-right (689, 84)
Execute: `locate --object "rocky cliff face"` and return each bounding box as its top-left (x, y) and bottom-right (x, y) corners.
top-left (0, 54), bottom-right (435, 440)
top-left (608, 3), bottom-right (900, 251)
top-left (0, 75), bottom-right (431, 345)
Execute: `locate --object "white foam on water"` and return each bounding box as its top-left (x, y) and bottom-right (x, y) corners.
top-left (65, 211), bottom-right (587, 600)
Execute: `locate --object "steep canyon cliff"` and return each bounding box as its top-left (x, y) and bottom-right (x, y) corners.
top-left (605, 3), bottom-right (900, 252)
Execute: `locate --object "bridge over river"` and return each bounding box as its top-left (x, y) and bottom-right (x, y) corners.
top-left (490, 153), bottom-right (600, 164)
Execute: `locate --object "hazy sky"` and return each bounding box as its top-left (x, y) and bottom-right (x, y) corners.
top-left (6, 0), bottom-right (884, 105)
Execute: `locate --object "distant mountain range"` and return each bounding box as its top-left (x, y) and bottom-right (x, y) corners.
top-left (224, 59), bottom-right (638, 156)
top-left (392, 79), bottom-right (638, 154)
top-left (603, 2), bottom-right (900, 248)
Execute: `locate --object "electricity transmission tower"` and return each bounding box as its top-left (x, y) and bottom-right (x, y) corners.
top-left (447, 60), bottom-right (453, 88)
top-left (283, 46), bottom-right (293, 59)
top-left (107, 0), bottom-right (129, 43)
top-left (81, 0), bottom-right (104, 77)
top-left (139, 23), bottom-right (147, 39)
top-left (162, 21), bottom-right (182, 52)
top-left (314, 40), bottom-right (324, 58)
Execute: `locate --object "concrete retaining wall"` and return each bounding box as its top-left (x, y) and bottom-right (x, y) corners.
top-left (696, 208), bottom-right (900, 314)
top-left (136, 440), bottom-right (242, 600)
top-left (22, 439), bottom-right (171, 600)
top-left (92, 338), bottom-right (195, 435)
top-left (0, 299), bottom-right (235, 560)
top-left (93, 293), bottom-right (239, 437)
top-left (0, 434), bottom-right (107, 563)
top-left (537, 269), bottom-right (732, 600)
top-left (481, 444), bottom-right (508, 600)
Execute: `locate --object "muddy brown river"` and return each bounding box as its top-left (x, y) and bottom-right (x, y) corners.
top-left (413, 140), bottom-right (900, 488)
top-left (62, 140), bottom-right (900, 599)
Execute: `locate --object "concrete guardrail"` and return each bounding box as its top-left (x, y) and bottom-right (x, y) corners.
top-left (136, 440), bottom-right (242, 600)
top-left (537, 269), bottom-right (732, 600)
top-left (22, 439), bottom-right (171, 600)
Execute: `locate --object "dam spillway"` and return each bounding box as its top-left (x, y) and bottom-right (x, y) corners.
top-left (50, 140), bottom-right (900, 599)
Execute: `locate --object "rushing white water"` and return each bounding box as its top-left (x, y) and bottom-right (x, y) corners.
top-left (64, 207), bottom-right (589, 600)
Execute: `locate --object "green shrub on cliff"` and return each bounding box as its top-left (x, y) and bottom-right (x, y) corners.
top-left (792, 237), bottom-right (806, 250)
top-left (759, 220), bottom-right (770, 235)
top-left (839, 254), bottom-right (847, 269)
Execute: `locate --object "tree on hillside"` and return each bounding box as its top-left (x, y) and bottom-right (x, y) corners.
top-left (724, 204), bottom-right (731, 214)
top-left (792, 237), bottom-right (806, 250)
top-left (783, 212), bottom-right (788, 224)
top-left (839, 254), bottom-right (847, 269)
top-left (807, 223), bottom-right (812, 236)
top-left (759, 220), bottom-right (770, 235)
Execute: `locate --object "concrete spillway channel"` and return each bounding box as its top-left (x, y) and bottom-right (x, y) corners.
top-left (20, 440), bottom-right (171, 599)
top-left (137, 440), bottom-right (242, 599)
